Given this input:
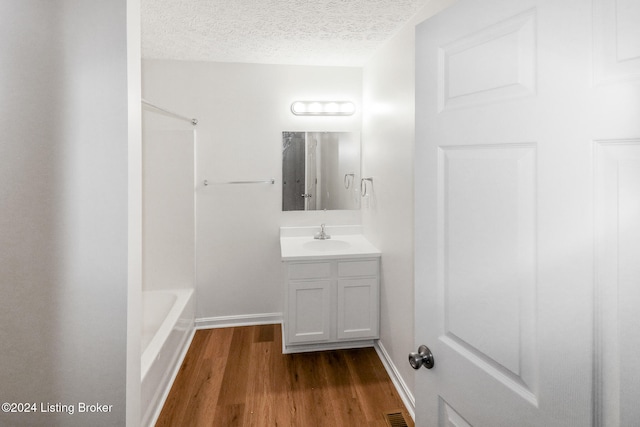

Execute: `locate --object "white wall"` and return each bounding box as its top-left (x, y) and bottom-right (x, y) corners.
top-left (142, 60), bottom-right (362, 322)
top-left (0, 1), bottom-right (133, 426)
top-left (361, 0), bottom-right (456, 405)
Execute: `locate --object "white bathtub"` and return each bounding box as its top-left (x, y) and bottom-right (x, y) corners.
top-left (141, 289), bottom-right (194, 427)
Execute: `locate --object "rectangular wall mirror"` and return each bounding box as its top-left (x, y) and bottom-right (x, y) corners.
top-left (282, 131), bottom-right (361, 211)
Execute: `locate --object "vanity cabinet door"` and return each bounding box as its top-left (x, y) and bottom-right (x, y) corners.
top-left (287, 280), bottom-right (331, 344)
top-left (336, 277), bottom-right (379, 340)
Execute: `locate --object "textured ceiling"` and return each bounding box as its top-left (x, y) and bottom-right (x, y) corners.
top-left (141, 0), bottom-right (429, 66)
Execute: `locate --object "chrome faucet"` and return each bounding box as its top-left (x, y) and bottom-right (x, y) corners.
top-left (314, 223), bottom-right (331, 240)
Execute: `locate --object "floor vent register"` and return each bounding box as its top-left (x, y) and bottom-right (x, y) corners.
top-left (383, 410), bottom-right (413, 427)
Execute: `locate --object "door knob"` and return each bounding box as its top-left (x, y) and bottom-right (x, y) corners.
top-left (409, 345), bottom-right (434, 370)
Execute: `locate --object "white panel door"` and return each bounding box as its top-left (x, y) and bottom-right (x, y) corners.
top-left (414, 0), bottom-right (640, 425)
top-left (592, 0), bottom-right (640, 422)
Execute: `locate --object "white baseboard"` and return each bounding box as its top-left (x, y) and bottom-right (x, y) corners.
top-left (195, 312), bottom-right (283, 329)
top-left (374, 340), bottom-right (415, 421)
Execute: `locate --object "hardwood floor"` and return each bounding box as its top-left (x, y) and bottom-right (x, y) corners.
top-left (156, 325), bottom-right (413, 426)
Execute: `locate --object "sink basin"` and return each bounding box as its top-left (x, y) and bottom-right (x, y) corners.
top-left (302, 239), bottom-right (351, 251)
top-left (280, 228), bottom-right (381, 260)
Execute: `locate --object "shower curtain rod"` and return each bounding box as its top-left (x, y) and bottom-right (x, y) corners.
top-left (141, 99), bottom-right (198, 125)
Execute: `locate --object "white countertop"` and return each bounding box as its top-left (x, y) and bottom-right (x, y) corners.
top-left (280, 226), bottom-right (381, 261)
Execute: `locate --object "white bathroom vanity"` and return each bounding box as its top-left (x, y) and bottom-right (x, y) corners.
top-left (280, 226), bottom-right (381, 354)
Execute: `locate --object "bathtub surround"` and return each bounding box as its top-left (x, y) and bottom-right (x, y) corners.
top-left (0, 1), bottom-right (140, 426)
top-left (142, 120), bottom-right (196, 292)
top-left (140, 106), bottom-right (197, 426)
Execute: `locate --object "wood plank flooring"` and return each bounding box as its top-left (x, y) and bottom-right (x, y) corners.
top-left (156, 325), bottom-right (413, 427)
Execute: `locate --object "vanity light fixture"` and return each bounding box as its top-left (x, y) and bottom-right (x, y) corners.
top-left (291, 101), bottom-right (356, 116)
